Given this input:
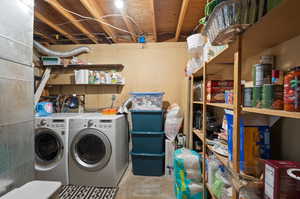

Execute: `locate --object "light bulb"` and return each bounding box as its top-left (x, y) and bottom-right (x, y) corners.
top-left (115, 0), bottom-right (124, 9)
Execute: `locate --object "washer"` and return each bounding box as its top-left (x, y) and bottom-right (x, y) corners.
top-left (34, 113), bottom-right (82, 185)
top-left (68, 114), bottom-right (128, 187)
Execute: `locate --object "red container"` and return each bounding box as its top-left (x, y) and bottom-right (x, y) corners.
top-left (264, 160), bottom-right (300, 199)
top-left (206, 80), bottom-right (233, 88)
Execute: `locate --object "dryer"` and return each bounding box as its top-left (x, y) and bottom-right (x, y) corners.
top-left (34, 113), bottom-right (81, 185)
top-left (68, 115), bottom-right (128, 187)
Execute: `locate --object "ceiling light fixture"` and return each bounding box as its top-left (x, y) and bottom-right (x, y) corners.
top-left (114, 0), bottom-right (124, 10)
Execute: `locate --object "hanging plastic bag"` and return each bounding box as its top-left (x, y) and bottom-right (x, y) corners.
top-left (165, 104), bottom-right (183, 141)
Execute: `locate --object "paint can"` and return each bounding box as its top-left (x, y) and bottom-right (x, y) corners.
top-left (262, 84), bottom-right (274, 109)
top-left (244, 87), bottom-right (253, 107)
top-left (252, 86), bottom-right (262, 108)
top-left (272, 85), bottom-right (284, 110)
top-left (252, 65), bottom-right (257, 86)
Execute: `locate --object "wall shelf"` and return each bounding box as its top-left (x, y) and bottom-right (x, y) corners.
top-left (193, 101), bottom-right (203, 104)
top-left (44, 64), bottom-right (124, 73)
top-left (242, 107), bottom-right (300, 119)
top-left (47, 83), bottom-right (125, 87)
top-left (207, 103), bottom-right (233, 109)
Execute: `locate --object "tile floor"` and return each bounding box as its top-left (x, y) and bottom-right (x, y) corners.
top-left (115, 166), bottom-right (176, 199)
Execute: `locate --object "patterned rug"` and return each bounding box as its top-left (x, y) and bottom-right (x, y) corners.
top-left (59, 185), bottom-right (118, 199)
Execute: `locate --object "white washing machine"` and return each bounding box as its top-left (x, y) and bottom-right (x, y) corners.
top-left (34, 113), bottom-right (82, 185)
top-left (68, 114), bottom-right (129, 187)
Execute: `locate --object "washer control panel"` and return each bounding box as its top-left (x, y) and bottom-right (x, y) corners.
top-left (35, 119), bottom-right (66, 129)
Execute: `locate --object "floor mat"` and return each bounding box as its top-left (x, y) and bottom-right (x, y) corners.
top-left (59, 185), bottom-right (118, 199)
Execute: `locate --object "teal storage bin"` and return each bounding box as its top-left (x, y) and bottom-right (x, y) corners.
top-left (131, 152), bottom-right (165, 176)
top-left (131, 131), bottom-right (165, 154)
top-left (131, 110), bottom-right (164, 132)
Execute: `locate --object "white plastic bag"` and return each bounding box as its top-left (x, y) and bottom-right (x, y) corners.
top-left (165, 104), bottom-right (183, 141)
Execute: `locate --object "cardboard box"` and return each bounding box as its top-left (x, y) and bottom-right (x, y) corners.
top-left (264, 160), bottom-right (300, 199)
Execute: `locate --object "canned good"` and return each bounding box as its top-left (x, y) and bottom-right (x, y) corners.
top-left (252, 86), bottom-right (262, 108)
top-left (244, 87), bottom-right (253, 107)
top-left (255, 64), bottom-right (264, 86)
top-left (260, 55), bottom-right (274, 66)
top-left (262, 84), bottom-right (273, 109)
top-left (254, 64), bottom-right (272, 86)
top-left (272, 85), bottom-right (284, 110)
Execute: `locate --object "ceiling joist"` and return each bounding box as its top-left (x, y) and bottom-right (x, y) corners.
top-left (45, 0), bottom-right (99, 44)
top-left (175, 0), bottom-right (191, 41)
top-left (34, 31), bottom-right (56, 44)
top-left (35, 10), bottom-right (80, 44)
top-left (80, 0), bottom-right (117, 43)
top-left (150, 0), bottom-right (157, 42)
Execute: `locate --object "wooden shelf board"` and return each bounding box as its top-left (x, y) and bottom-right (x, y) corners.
top-left (206, 102), bottom-right (233, 109)
top-left (205, 183), bottom-right (217, 199)
top-left (194, 0), bottom-right (300, 77)
top-left (207, 145), bottom-right (229, 167)
top-left (193, 129), bottom-right (204, 142)
top-left (242, 107), bottom-right (300, 119)
top-left (45, 64), bottom-right (124, 72)
top-left (47, 83), bottom-right (124, 86)
top-left (193, 101), bottom-right (203, 104)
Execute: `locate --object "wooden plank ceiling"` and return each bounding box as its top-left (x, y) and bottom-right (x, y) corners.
top-left (34, 0), bottom-right (206, 44)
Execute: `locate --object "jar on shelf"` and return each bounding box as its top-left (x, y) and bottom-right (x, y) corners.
top-left (284, 69), bottom-right (295, 111)
top-left (293, 66), bottom-right (300, 112)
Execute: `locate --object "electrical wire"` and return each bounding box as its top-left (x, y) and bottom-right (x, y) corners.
top-left (43, 0), bottom-right (141, 36)
top-left (55, 14), bottom-right (142, 34)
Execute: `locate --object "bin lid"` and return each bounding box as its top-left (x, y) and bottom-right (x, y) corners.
top-left (130, 152), bottom-right (165, 157)
top-left (130, 92), bottom-right (165, 96)
top-left (130, 131), bottom-right (165, 135)
top-left (130, 110), bottom-right (164, 113)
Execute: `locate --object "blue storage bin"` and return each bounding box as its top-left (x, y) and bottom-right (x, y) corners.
top-left (131, 131), bottom-right (165, 154)
top-left (131, 110), bottom-right (164, 132)
top-left (131, 152), bottom-right (165, 176)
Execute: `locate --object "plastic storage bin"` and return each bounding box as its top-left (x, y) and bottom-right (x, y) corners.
top-left (131, 110), bottom-right (164, 132)
top-left (131, 131), bottom-right (165, 154)
top-left (131, 152), bottom-right (165, 176)
top-left (130, 92), bottom-right (165, 111)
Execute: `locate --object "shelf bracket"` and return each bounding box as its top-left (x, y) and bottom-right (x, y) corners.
top-left (34, 67), bottom-right (52, 106)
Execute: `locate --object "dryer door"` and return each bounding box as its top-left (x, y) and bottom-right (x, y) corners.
top-left (71, 128), bottom-right (112, 171)
top-left (35, 128), bottom-right (64, 170)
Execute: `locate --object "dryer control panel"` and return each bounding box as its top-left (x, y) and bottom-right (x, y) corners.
top-left (84, 119), bottom-right (113, 131)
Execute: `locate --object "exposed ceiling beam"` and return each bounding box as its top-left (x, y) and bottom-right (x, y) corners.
top-left (80, 0), bottom-right (117, 43)
top-left (35, 11), bottom-right (79, 44)
top-left (150, 0), bottom-right (157, 42)
top-left (121, 12), bottom-right (137, 42)
top-left (34, 31), bottom-right (56, 44)
top-left (45, 0), bottom-right (99, 44)
top-left (175, 0), bottom-right (191, 41)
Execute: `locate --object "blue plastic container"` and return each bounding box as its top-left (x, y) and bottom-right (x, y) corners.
top-left (131, 152), bottom-right (165, 176)
top-left (131, 131), bottom-right (165, 154)
top-left (131, 110), bottom-right (164, 132)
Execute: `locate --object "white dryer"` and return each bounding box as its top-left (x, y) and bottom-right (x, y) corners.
top-left (34, 113), bottom-right (81, 185)
top-left (68, 114), bottom-right (129, 187)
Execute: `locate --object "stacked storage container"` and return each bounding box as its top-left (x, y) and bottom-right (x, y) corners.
top-left (130, 92), bottom-right (165, 176)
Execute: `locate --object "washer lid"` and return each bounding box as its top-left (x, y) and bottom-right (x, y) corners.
top-left (35, 128), bottom-right (64, 170)
top-left (71, 128), bottom-right (112, 171)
